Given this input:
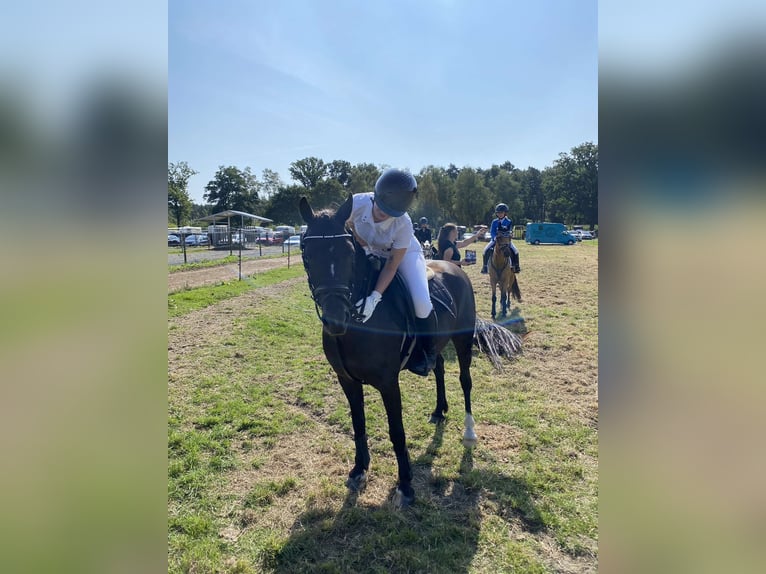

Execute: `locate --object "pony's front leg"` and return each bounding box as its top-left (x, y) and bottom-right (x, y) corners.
top-left (501, 290), bottom-right (508, 318)
top-left (380, 383), bottom-right (414, 507)
top-left (429, 353), bottom-right (448, 424)
top-left (339, 378), bottom-right (369, 492)
top-left (491, 288), bottom-right (498, 319)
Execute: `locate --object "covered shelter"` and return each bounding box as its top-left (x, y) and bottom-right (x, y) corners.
top-left (197, 210), bottom-right (274, 280)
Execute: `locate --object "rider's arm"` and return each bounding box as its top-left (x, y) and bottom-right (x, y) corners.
top-left (490, 219), bottom-right (499, 241)
top-left (374, 247), bottom-right (407, 295)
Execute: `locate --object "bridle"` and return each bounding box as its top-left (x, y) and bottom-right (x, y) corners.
top-left (495, 232), bottom-right (512, 257)
top-left (300, 231), bottom-right (359, 323)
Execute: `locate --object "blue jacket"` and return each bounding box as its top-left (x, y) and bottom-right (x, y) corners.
top-left (490, 216), bottom-right (513, 240)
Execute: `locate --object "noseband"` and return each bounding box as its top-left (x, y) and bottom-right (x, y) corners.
top-left (301, 232), bottom-right (357, 323)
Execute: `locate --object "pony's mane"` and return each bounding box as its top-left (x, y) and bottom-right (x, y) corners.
top-left (313, 208), bottom-right (337, 219)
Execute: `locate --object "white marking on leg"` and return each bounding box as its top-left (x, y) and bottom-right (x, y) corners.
top-left (463, 413), bottom-right (477, 447)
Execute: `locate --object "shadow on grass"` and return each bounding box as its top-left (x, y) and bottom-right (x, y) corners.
top-left (271, 424), bottom-right (545, 573)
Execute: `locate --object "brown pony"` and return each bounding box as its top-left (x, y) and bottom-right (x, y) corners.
top-left (489, 231), bottom-right (522, 319)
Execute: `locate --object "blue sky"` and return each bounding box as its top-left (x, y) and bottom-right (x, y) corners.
top-left (170, 0), bottom-right (597, 203)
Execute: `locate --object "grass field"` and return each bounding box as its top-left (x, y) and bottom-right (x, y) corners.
top-left (168, 240), bottom-right (598, 573)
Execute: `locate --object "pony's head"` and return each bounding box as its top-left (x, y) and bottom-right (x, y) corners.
top-left (494, 230), bottom-right (512, 257)
top-left (299, 195), bottom-right (356, 336)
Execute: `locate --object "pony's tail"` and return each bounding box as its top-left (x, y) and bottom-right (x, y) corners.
top-left (474, 316), bottom-right (523, 371)
top-left (511, 277), bottom-right (522, 302)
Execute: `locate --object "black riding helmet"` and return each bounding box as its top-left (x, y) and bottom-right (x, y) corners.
top-left (495, 203), bottom-right (509, 213)
top-left (419, 217), bottom-right (428, 225)
top-left (374, 169), bottom-right (417, 217)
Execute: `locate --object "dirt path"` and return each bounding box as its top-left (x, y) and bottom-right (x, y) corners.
top-left (168, 257), bottom-right (294, 293)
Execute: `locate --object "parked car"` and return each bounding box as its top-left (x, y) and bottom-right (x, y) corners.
top-left (168, 234), bottom-right (180, 246)
top-left (284, 235), bottom-right (302, 248)
top-left (255, 231), bottom-right (283, 245)
top-left (185, 234), bottom-right (209, 246)
top-left (568, 230), bottom-right (584, 241)
top-left (580, 231), bottom-right (594, 240)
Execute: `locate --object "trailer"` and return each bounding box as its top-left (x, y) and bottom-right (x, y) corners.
top-left (525, 222), bottom-right (576, 245)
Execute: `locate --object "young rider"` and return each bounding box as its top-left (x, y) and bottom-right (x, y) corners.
top-left (480, 203), bottom-right (521, 274)
top-left (347, 169), bottom-right (437, 376)
top-left (414, 217), bottom-right (432, 245)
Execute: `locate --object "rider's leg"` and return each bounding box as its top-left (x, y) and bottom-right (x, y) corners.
top-left (481, 241), bottom-right (493, 274)
top-left (399, 252), bottom-right (437, 376)
top-left (510, 242), bottom-right (521, 273)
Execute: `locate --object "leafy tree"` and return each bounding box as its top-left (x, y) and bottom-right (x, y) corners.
top-left (519, 167), bottom-right (544, 222)
top-left (421, 166), bottom-right (457, 223)
top-left (488, 169), bottom-right (523, 223)
top-left (260, 168), bottom-right (284, 200)
top-left (190, 202), bottom-right (212, 222)
top-left (289, 157), bottom-right (326, 189)
top-left (454, 167), bottom-right (491, 226)
top-left (168, 161), bottom-right (197, 227)
top-left (541, 142), bottom-right (598, 226)
top-left (412, 174), bottom-right (440, 227)
top-left (499, 161), bottom-right (517, 173)
top-left (327, 160), bottom-right (352, 187)
top-left (347, 162), bottom-right (380, 195)
top-left (311, 179), bottom-right (347, 210)
top-left (446, 163), bottom-right (461, 180)
top-left (203, 165), bottom-right (261, 214)
top-left (265, 185), bottom-right (306, 225)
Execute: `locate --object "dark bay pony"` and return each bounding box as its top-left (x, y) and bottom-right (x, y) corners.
top-left (489, 230), bottom-right (522, 319)
top-left (299, 195), bottom-right (522, 506)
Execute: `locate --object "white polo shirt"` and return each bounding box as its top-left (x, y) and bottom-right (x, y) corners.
top-left (350, 193), bottom-right (420, 258)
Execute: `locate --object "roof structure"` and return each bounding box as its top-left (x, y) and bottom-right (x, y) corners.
top-left (197, 210), bottom-right (273, 223)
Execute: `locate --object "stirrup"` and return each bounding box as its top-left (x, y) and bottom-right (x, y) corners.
top-left (409, 354), bottom-right (436, 377)
top-left (514, 265), bottom-right (521, 273)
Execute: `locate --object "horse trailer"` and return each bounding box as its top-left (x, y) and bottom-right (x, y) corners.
top-left (525, 222), bottom-right (577, 245)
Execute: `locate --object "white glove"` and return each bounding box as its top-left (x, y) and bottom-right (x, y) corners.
top-left (355, 290), bottom-right (382, 323)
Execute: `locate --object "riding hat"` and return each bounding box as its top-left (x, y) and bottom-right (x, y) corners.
top-left (495, 203), bottom-right (509, 213)
top-left (374, 169), bottom-right (418, 217)
top-left (419, 217), bottom-right (428, 225)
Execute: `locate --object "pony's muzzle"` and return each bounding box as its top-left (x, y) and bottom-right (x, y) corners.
top-left (317, 291), bottom-right (351, 336)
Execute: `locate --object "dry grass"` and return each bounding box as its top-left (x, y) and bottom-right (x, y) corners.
top-left (168, 239), bottom-right (598, 573)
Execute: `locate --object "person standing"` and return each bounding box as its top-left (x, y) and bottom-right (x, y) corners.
top-left (346, 169), bottom-right (437, 376)
top-left (435, 223), bottom-right (487, 266)
top-left (480, 203), bottom-right (521, 274)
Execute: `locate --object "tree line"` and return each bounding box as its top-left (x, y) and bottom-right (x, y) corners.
top-left (168, 142), bottom-right (597, 231)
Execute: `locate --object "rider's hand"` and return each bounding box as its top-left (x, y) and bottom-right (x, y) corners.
top-left (355, 290), bottom-right (382, 323)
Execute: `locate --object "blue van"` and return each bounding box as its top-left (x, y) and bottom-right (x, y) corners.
top-left (526, 222), bottom-right (576, 245)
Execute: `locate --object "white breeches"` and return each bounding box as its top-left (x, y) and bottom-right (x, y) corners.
top-left (397, 250), bottom-right (433, 318)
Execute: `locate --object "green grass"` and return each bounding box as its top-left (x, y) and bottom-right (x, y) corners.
top-left (168, 240), bottom-right (598, 573)
top-left (169, 253), bottom-right (287, 273)
top-left (167, 266), bottom-right (306, 317)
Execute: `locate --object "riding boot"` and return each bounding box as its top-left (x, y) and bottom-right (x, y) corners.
top-left (410, 311), bottom-right (438, 377)
top-left (510, 250), bottom-right (521, 273)
top-left (480, 250), bottom-right (490, 274)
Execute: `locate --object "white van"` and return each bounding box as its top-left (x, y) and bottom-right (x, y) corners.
top-left (274, 225), bottom-right (296, 238)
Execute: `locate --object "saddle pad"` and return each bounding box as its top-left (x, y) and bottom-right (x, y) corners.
top-left (428, 275), bottom-right (456, 319)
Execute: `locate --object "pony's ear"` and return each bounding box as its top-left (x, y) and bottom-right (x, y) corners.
top-left (335, 194), bottom-right (353, 224)
top-left (299, 197), bottom-right (314, 223)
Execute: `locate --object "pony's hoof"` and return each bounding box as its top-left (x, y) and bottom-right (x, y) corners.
top-left (462, 427), bottom-right (478, 448)
top-left (429, 413), bottom-right (446, 425)
top-left (394, 487), bottom-right (415, 508)
top-left (346, 472), bottom-right (367, 492)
